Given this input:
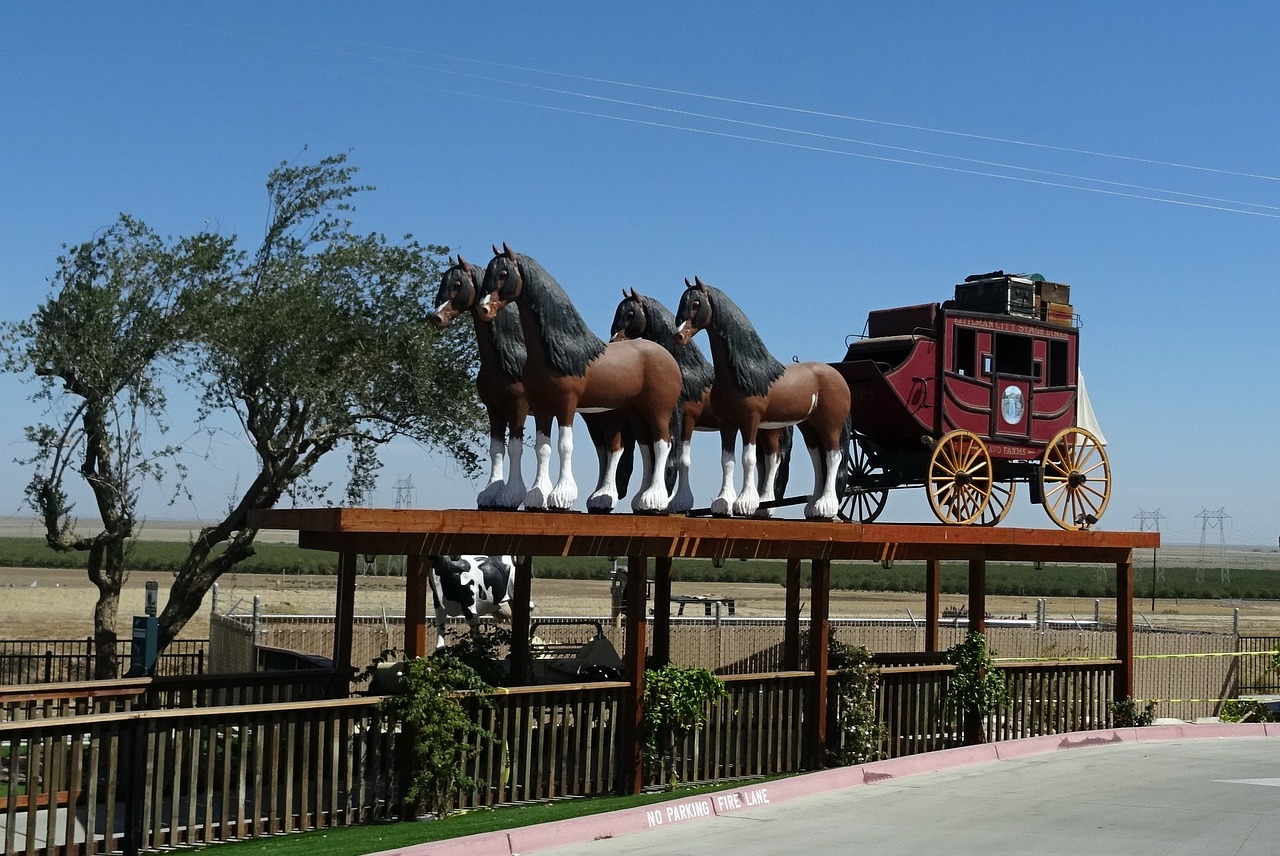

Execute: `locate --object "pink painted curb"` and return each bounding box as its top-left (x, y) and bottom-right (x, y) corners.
top-left (371, 723), bottom-right (1278, 856)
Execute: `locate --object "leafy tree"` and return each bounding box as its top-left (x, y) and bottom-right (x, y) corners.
top-left (0, 216), bottom-right (227, 675)
top-left (2, 152), bottom-right (485, 668)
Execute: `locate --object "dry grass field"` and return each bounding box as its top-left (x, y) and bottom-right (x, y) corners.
top-left (2, 518), bottom-right (1279, 640)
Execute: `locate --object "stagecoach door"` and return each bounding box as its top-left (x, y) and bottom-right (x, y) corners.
top-left (992, 376), bottom-right (1031, 440)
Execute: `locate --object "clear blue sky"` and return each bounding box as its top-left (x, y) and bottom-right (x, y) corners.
top-left (2, 2), bottom-right (1277, 546)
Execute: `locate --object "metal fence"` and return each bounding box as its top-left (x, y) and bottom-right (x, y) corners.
top-left (0, 638), bottom-right (207, 685)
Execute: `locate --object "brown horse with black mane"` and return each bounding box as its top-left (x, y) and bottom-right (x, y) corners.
top-left (429, 257), bottom-right (529, 509)
top-left (477, 244), bottom-right (682, 513)
top-left (674, 277), bottom-right (850, 519)
top-left (610, 288), bottom-right (791, 515)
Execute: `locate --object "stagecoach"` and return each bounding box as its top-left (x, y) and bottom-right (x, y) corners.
top-left (831, 271), bottom-right (1111, 530)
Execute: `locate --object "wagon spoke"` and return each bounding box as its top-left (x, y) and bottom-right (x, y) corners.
top-left (928, 430), bottom-right (992, 525)
top-left (1040, 427), bottom-right (1111, 530)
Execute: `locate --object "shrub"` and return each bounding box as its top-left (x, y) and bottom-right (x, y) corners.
top-left (641, 664), bottom-right (728, 789)
top-left (1110, 697), bottom-right (1157, 727)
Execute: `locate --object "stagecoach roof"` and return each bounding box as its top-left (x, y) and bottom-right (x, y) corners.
top-left (249, 507), bottom-right (1157, 565)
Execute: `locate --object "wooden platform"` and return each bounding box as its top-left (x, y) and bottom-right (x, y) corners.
top-left (250, 507), bottom-right (1158, 564)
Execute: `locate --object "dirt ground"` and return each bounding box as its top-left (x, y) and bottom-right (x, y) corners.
top-left (3, 519), bottom-right (1279, 640)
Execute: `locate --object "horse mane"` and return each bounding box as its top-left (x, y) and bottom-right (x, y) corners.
top-left (471, 261), bottom-right (526, 380)
top-left (515, 252), bottom-right (606, 376)
top-left (701, 283), bottom-right (785, 396)
top-left (638, 294), bottom-right (713, 402)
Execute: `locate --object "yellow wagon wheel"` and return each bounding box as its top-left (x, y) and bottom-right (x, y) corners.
top-left (926, 430), bottom-right (993, 525)
top-left (1040, 426), bottom-right (1111, 530)
top-left (977, 481), bottom-right (1016, 527)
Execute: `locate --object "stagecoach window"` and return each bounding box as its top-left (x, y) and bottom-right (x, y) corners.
top-left (954, 327), bottom-right (976, 376)
top-left (1048, 339), bottom-right (1070, 387)
top-left (993, 333), bottom-right (1034, 377)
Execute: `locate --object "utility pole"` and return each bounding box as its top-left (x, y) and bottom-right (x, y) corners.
top-left (1195, 507), bottom-right (1230, 586)
top-left (1135, 509), bottom-right (1165, 610)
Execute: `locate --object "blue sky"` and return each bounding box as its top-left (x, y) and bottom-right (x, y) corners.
top-left (2, 2), bottom-right (1277, 546)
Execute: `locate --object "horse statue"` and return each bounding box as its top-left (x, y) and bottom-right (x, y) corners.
top-left (477, 244), bottom-right (682, 513)
top-left (674, 277), bottom-right (850, 519)
top-left (430, 257), bottom-right (529, 509)
top-left (431, 256), bottom-right (634, 510)
top-left (610, 288), bottom-right (792, 515)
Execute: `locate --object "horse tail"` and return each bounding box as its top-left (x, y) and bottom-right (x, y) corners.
top-left (665, 401), bottom-right (683, 493)
top-left (775, 425), bottom-right (794, 498)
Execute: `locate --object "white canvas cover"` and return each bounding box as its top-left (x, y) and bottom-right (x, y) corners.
top-left (1075, 370), bottom-right (1106, 445)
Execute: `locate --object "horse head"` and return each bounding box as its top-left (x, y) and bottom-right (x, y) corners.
top-left (477, 242), bottom-right (524, 321)
top-left (609, 287), bottom-right (649, 343)
top-left (429, 254), bottom-right (483, 329)
top-left (674, 276), bottom-right (713, 346)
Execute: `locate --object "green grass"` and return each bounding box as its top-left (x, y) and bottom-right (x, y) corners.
top-left (205, 781), bottom-right (771, 854)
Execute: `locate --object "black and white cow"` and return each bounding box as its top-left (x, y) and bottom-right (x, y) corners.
top-left (427, 554), bottom-right (520, 650)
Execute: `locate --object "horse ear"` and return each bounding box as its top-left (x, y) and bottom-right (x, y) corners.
top-left (684, 277), bottom-right (694, 289)
top-left (456, 253), bottom-right (467, 269)
top-left (492, 244), bottom-right (501, 257)
top-left (629, 287), bottom-right (640, 300)
top-left (502, 242), bottom-right (516, 259)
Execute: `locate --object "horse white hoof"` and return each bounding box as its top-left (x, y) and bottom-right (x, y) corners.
top-left (806, 497), bottom-right (838, 520)
top-left (548, 484), bottom-right (577, 510)
top-left (632, 488), bottom-right (669, 514)
top-left (732, 495), bottom-right (760, 517)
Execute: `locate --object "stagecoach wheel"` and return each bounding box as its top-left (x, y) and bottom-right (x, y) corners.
top-left (977, 481), bottom-right (1016, 526)
top-left (837, 432), bottom-right (889, 523)
top-left (926, 430), bottom-right (993, 525)
top-left (1040, 427), bottom-right (1111, 530)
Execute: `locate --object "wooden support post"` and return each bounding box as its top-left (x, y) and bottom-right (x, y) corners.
top-left (1116, 554), bottom-right (1135, 700)
top-left (622, 554), bottom-right (649, 794)
top-left (807, 558), bottom-right (831, 769)
top-left (510, 555), bottom-right (533, 685)
top-left (332, 552), bottom-right (358, 698)
top-left (925, 558), bottom-right (941, 653)
top-left (403, 555), bottom-right (428, 660)
top-left (967, 558), bottom-right (986, 636)
top-left (783, 557), bottom-right (802, 670)
top-left (652, 556), bottom-right (673, 668)
top-left (965, 558), bottom-right (987, 745)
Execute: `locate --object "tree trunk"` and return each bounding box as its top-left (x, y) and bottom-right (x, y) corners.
top-left (92, 589), bottom-right (122, 679)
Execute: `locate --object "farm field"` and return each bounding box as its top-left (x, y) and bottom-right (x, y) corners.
top-left (2, 518), bottom-right (1279, 640)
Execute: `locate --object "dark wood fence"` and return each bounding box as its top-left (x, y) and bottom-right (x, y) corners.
top-left (0, 658), bottom-right (1126, 854)
top-left (0, 640), bottom-right (208, 686)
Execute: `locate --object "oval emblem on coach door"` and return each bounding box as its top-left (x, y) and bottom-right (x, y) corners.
top-left (1000, 385), bottom-right (1024, 424)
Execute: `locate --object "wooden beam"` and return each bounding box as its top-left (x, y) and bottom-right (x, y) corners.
top-left (807, 558), bottom-right (831, 769)
top-left (1116, 554), bottom-right (1135, 700)
top-left (651, 556), bottom-right (673, 668)
top-left (783, 557), bottom-right (802, 670)
top-left (403, 556), bottom-right (428, 660)
top-left (332, 553), bottom-right (357, 698)
top-left (510, 555), bottom-right (533, 685)
top-left (967, 559), bottom-right (986, 636)
top-left (622, 554), bottom-right (649, 794)
top-left (925, 558), bottom-right (941, 653)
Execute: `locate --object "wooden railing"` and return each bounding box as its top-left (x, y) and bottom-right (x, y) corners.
top-left (991, 659), bottom-right (1118, 740)
top-left (0, 639), bottom-right (208, 686)
top-left (875, 664), bottom-right (956, 757)
top-left (655, 672), bottom-right (812, 788)
top-left (0, 670), bottom-right (333, 723)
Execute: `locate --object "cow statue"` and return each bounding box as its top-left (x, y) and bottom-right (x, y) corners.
top-left (427, 554), bottom-right (521, 650)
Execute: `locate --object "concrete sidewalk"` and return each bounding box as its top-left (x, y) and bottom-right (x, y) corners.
top-left (375, 722), bottom-right (1280, 856)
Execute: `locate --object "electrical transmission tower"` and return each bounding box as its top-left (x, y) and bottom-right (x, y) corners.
top-left (1195, 507), bottom-right (1230, 585)
top-left (1134, 509), bottom-right (1166, 583)
top-left (393, 475), bottom-right (416, 509)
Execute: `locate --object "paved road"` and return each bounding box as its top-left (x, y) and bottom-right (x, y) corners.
top-left (533, 737), bottom-right (1280, 856)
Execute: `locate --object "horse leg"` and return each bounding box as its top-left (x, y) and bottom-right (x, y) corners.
top-left (497, 400), bottom-right (528, 509)
top-left (633, 417), bottom-right (673, 514)
top-left (752, 428), bottom-right (784, 519)
top-left (525, 414), bottom-right (557, 510)
top-left (585, 412), bottom-right (625, 513)
top-left (732, 433), bottom-right (762, 517)
top-left (477, 411), bottom-right (508, 509)
top-left (547, 416), bottom-right (579, 510)
top-left (798, 423), bottom-right (842, 519)
top-left (667, 405), bottom-right (698, 513)
top-left (710, 428), bottom-right (739, 517)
